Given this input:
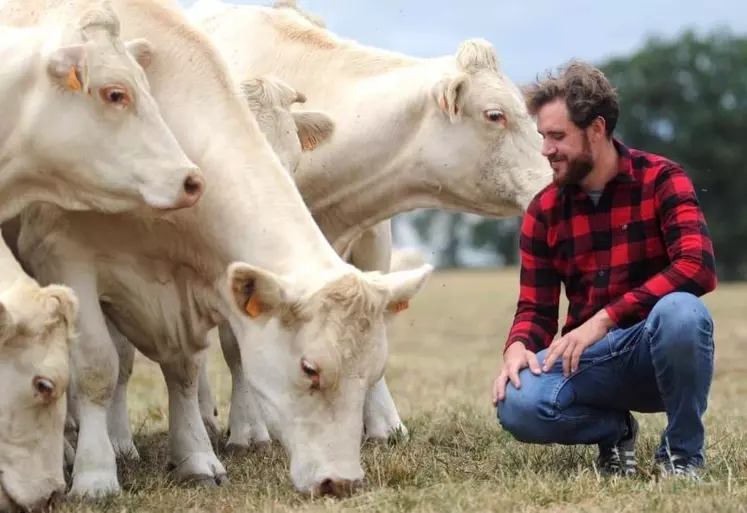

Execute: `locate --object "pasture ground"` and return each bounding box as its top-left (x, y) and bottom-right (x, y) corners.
top-left (60, 269), bottom-right (747, 512)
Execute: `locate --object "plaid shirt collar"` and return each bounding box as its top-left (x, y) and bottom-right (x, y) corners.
top-left (556, 137), bottom-right (638, 200)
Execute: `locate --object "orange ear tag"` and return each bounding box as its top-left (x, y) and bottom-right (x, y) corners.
top-left (389, 300), bottom-right (409, 313)
top-left (66, 67), bottom-right (83, 92)
top-left (302, 138), bottom-right (316, 151)
top-left (245, 296), bottom-right (261, 318)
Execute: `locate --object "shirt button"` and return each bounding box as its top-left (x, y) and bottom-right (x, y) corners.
top-left (598, 270), bottom-right (605, 276)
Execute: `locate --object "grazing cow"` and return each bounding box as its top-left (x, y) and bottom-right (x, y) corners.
top-left (185, 0), bottom-right (553, 447)
top-left (0, 241), bottom-right (78, 513)
top-left (106, 76), bottom-right (434, 454)
top-left (106, 73), bottom-right (337, 453)
top-left (5, 0), bottom-right (433, 499)
top-left (0, 2), bottom-right (204, 220)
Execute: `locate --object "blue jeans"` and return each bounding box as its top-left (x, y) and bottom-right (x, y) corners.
top-left (496, 292), bottom-right (715, 466)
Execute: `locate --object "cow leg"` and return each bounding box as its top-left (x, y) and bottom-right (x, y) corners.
top-left (53, 268), bottom-right (121, 497)
top-left (349, 222), bottom-right (408, 441)
top-left (105, 317), bottom-right (140, 460)
top-left (197, 344), bottom-right (220, 440)
top-left (161, 352), bottom-right (228, 485)
top-left (363, 378), bottom-right (408, 440)
top-left (217, 321), bottom-right (271, 454)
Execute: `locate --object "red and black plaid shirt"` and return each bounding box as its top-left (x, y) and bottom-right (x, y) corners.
top-left (505, 138), bottom-right (717, 354)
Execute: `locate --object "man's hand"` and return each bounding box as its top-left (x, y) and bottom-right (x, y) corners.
top-left (542, 309), bottom-right (614, 377)
top-left (492, 341), bottom-right (541, 406)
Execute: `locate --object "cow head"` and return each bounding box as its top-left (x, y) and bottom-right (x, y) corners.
top-left (26, 1), bottom-right (204, 213)
top-left (240, 75), bottom-right (335, 175)
top-left (225, 262), bottom-right (432, 497)
top-left (0, 281), bottom-right (78, 513)
top-left (416, 38), bottom-right (553, 215)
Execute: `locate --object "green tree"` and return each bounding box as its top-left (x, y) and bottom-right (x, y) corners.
top-left (600, 28), bottom-right (747, 280)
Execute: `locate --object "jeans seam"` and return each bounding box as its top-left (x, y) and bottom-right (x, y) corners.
top-left (549, 345), bottom-right (635, 421)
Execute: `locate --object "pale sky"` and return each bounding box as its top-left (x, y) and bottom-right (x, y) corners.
top-left (178, 0), bottom-right (746, 85)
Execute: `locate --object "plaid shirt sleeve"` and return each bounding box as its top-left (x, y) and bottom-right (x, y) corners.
top-left (604, 164), bottom-right (717, 324)
top-left (504, 201), bottom-right (561, 354)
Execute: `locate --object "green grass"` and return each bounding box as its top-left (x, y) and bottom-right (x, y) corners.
top-left (57, 269), bottom-right (747, 512)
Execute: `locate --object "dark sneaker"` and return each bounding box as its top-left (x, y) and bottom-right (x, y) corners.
top-left (655, 454), bottom-right (703, 481)
top-left (596, 413), bottom-right (639, 477)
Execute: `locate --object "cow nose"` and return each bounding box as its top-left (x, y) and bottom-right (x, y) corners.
top-left (315, 477), bottom-right (363, 498)
top-left (174, 169), bottom-right (205, 208)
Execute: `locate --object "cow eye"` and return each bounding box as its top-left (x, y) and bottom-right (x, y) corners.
top-left (100, 86), bottom-right (132, 107)
top-left (484, 109), bottom-right (505, 123)
top-left (32, 375), bottom-right (57, 401)
top-left (300, 358), bottom-right (320, 389)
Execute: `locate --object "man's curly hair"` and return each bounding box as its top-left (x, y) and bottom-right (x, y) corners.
top-left (523, 59), bottom-right (620, 137)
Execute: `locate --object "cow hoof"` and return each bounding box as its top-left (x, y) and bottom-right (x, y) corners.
top-left (364, 423), bottom-right (410, 444)
top-left (253, 440), bottom-right (272, 456)
top-left (68, 471), bottom-right (121, 498)
top-left (224, 443), bottom-right (249, 458)
top-left (224, 439), bottom-right (271, 457)
top-left (188, 473), bottom-right (230, 487)
top-left (167, 452), bottom-right (228, 486)
top-left (111, 439), bottom-right (140, 461)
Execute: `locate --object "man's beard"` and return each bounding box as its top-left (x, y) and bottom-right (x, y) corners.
top-left (551, 134), bottom-right (594, 186)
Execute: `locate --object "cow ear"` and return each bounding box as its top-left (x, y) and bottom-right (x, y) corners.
top-left (434, 73), bottom-right (468, 122)
top-left (47, 44), bottom-right (89, 93)
top-left (227, 262), bottom-right (297, 318)
top-left (0, 301), bottom-right (17, 345)
top-left (293, 111), bottom-right (335, 151)
top-left (125, 38), bottom-right (153, 70)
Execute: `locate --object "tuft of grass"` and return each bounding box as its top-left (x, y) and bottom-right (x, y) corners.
top-left (54, 269), bottom-right (747, 512)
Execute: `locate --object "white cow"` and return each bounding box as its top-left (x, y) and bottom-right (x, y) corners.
top-left (184, 0), bottom-right (553, 448)
top-left (0, 2), bottom-right (204, 220)
top-left (0, 240), bottom-right (78, 513)
top-left (6, 0), bottom-right (433, 499)
top-left (106, 75), bottom-right (436, 454)
top-left (106, 73), bottom-right (337, 454)
top-left (0, 2), bottom-right (206, 510)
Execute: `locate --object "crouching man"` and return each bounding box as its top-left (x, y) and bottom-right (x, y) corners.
top-left (492, 59), bottom-right (717, 480)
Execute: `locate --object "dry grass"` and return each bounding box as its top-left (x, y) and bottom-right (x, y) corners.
top-left (58, 269), bottom-right (747, 512)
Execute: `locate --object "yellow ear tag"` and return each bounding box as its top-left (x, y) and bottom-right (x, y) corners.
top-left (245, 296), bottom-right (261, 318)
top-left (389, 300), bottom-right (409, 313)
top-left (66, 67), bottom-right (83, 92)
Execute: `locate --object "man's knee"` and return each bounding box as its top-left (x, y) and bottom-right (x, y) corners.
top-left (647, 292), bottom-right (714, 357)
top-left (496, 371), bottom-right (556, 443)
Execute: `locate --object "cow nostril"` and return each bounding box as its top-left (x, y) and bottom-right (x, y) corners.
top-left (316, 477), bottom-right (360, 498)
top-left (319, 478), bottom-right (335, 496)
top-left (183, 172), bottom-right (203, 197)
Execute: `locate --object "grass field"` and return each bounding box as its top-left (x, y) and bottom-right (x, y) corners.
top-left (59, 269), bottom-right (747, 512)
